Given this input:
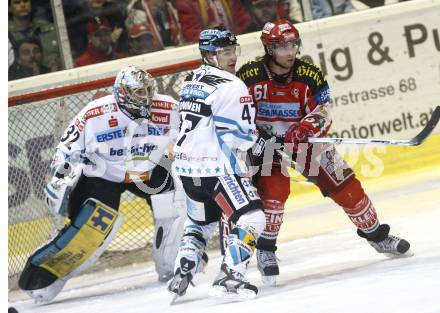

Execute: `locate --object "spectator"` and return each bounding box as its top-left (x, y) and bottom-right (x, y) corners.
top-left (31, 0), bottom-right (53, 21)
top-left (8, 0), bottom-right (60, 71)
top-left (86, 0), bottom-right (125, 46)
top-left (175, 0), bottom-right (252, 43)
top-left (9, 38), bottom-right (15, 68)
top-left (125, 0), bottom-right (182, 47)
top-left (63, 0), bottom-right (127, 58)
top-left (9, 37), bottom-right (50, 80)
top-left (277, 0), bottom-right (292, 19)
top-left (128, 23), bottom-right (162, 56)
top-left (289, 0), bottom-right (305, 22)
top-left (74, 16), bottom-right (126, 67)
top-left (310, 0), bottom-right (355, 19)
top-left (244, 0), bottom-right (299, 33)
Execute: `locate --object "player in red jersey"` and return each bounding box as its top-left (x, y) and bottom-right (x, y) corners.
top-left (237, 19), bottom-right (413, 286)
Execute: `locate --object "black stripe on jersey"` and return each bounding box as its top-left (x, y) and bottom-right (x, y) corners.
top-left (184, 72), bottom-right (194, 81)
top-left (236, 60), bottom-right (268, 87)
top-left (199, 75), bottom-right (232, 86)
top-left (293, 59), bottom-right (328, 94)
top-left (179, 100), bottom-right (212, 117)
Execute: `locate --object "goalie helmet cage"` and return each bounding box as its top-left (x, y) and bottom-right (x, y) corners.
top-left (8, 60), bottom-right (220, 289)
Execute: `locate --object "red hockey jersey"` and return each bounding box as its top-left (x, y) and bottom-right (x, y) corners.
top-left (237, 58), bottom-right (332, 139)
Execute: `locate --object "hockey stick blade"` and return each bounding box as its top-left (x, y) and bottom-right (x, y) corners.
top-left (308, 106), bottom-right (440, 146)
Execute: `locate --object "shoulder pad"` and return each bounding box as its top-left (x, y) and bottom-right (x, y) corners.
top-left (236, 60), bottom-right (267, 87)
top-left (294, 59), bottom-right (327, 91)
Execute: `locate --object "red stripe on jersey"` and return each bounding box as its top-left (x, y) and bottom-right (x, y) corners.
top-left (214, 193), bottom-right (234, 217)
top-left (151, 100), bottom-right (174, 110)
top-left (84, 103), bottom-right (118, 121)
top-left (150, 112), bottom-right (170, 125)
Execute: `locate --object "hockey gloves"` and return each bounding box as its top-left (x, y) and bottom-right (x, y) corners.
top-left (247, 128), bottom-right (278, 168)
top-left (284, 122), bottom-right (315, 153)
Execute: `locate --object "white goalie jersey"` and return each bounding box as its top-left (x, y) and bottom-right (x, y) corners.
top-left (173, 64), bottom-right (258, 177)
top-left (53, 93), bottom-right (179, 182)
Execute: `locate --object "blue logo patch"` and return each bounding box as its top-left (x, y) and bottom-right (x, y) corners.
top-left (180, 84), bottom-right (210, 100)
top-left (148, 125), bottom-right (168, 135)
top-left (96, 127), bottom-right (128, 142)
top-left (90, 207), bottom-right (115, 233)
top-left (314, 85), bottom-right (330, 105)
top-left (109, 143), bottom-right (158, 157)
top-left (258, 102), bottom-right (300, 119)
top-left (222, 176), bottom-right (246, 206)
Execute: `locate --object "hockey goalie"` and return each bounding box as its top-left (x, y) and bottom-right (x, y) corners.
top-left (18, 66), bottom-right (186, 304)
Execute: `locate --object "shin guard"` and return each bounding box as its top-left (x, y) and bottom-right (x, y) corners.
top-left (330, 178), bottom-right (379, 233)
top-left (224, 210), bottom-right (265, 275)
top-left (174, 220), bottom-right (214, 276)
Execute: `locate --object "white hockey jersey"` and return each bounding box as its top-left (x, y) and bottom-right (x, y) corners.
top-left (53, 93), bottom-right (179, 183)
top-left (173, 64), bottom-right (257, 177)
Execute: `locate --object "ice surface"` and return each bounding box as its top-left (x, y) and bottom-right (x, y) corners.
top-left (9, 174), bottom-right (440, 313)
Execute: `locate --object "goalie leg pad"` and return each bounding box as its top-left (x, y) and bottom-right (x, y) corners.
top-left (19, 198), bottom-right (123, 303)
top-left (150, 190), bottom-right (186, 282)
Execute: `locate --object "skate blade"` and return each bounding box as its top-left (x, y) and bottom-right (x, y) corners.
top-left (261, 275), bottom-right (277, 287)
top-left (384, 248), bottom-right (414, 259)
top-left (208, 285), bottom-right (257, 301)
top-left (167, 276), bottom-right (195, 305)
top-left (170, 293), bottom-right (179, 305)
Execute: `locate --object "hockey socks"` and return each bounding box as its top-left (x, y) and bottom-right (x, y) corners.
top-left (330, 178), bottom-right (379, 233)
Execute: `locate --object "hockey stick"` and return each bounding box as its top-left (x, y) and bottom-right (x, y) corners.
top-left (307, 106), bottom-right (440, 146)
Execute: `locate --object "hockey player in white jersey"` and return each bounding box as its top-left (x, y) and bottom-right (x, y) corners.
top-left (18, 66), bottom-right (186, 303)
top-left (167, 27), bottom-right (267, 300)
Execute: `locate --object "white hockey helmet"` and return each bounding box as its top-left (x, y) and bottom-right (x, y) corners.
top-left (114, 66), bottom-right (154, 118)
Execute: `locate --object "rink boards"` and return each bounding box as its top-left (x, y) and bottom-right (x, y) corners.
top-left (9, 133), bottom-right (440, 263)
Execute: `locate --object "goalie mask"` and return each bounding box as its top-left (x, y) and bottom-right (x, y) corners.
top-left (114, 66), bottom-right (154, 118)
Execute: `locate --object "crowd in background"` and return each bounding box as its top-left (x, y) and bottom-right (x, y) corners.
top-left (8, 0), bottom-right (410, 81)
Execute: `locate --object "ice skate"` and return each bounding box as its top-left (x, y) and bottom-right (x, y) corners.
top-left (209, 263), bottom-right (258, 300)
top-left (256, 249), bottom-right (279, 286)
top-left (358, 224), bottom-right (413, 258)
top-left (167, 257), bottom-right (195, 298)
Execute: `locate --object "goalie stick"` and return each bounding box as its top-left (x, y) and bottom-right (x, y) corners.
top-left (307, 106), bottom-right (440, 146)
